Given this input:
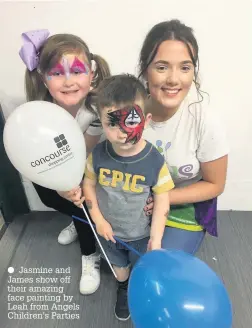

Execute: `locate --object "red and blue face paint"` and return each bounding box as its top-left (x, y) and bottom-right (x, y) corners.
top-left (107, 105), bottom-right (145, 144)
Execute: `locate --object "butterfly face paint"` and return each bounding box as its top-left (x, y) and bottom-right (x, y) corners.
top-left (107, 105), bottom-right (145, 144)
top-left (46, 56), bottom-right (89, 80)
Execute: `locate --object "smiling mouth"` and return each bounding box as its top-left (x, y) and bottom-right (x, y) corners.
top-left (61, 90), bottom-right (79, 94)
top-left (162, 88), bottom-right (181, 95)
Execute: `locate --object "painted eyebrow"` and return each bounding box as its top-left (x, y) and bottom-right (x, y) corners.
top-left (70, 57), bottom-right (88, 72)
top-left (47, 63), bottom-right (65, 75)
top-left (48, 63), bottom-right (64, 71)
top-left (154, 60), bottom-right (193, 65)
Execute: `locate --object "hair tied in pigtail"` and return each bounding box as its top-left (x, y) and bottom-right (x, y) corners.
top-left (19, 29), bottom-right (50, 71)
top-left (90, 53), bottom-right (94, 61)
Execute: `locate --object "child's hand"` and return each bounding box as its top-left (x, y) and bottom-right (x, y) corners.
top-left (73, 195), bottom-right (85, 208)
top-left (58, 187), bottom-right (84, 208)
top-left (57, 187), bottom-right (81, 202)
top-left (147, 238), bottom-right (161, 251)
top-left (96, 219), bottom-right (116, 243)
top-left (144, 196), bottom-right (154, 216)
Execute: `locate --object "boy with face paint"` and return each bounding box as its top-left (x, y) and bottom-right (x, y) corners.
top-left (74, 74), bottom-right (174, 321)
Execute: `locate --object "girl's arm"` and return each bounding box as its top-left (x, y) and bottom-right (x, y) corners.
top-left (144, 155), bottom-right (228, 213)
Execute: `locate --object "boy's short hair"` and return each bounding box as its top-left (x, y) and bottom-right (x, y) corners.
top-left (96, 74), bottom-right (147, 113)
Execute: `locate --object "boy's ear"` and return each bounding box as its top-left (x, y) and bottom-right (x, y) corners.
top-left (144, 113), bottom-right (152, 128)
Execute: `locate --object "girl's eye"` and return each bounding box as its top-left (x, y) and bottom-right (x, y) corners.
top-left (47, 71), bottom-right (63, 76)
top-left (156, 65), bottom-right (167, 72)
top-left (181, 65), bottom-right (192, 72)
top-left (109, 122), bottom-right (117, 127)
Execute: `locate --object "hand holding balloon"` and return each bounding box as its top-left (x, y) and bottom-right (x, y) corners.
top-left (147, 238), bottom-right (161, 251)
top-left (96, 218), bottom-right (116, 243)
top-left (57, 186), bottom-right (84, 205)
top-left (71, 187), bottom-right (85, 208)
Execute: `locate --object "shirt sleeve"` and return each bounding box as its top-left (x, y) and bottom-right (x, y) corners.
top-left (152, 162), bottom-right (175, 194)
top-left (86, 118), bottom-right (103, 136)
top-left (76, 106), bottom-right (103, 136)
top-left (196, 103), bottom-right (229, 162)
top-left (84, 153), bottom-right (97, 180)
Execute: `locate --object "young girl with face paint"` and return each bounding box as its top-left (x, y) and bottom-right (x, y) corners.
top-left (73, 74), bottom-right (174, 321)
top-left (20, 30), bottom-right (110, 295)
top-left (139, 20), bottom-right (229, 253)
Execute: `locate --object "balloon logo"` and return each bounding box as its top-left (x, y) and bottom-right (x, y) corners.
top-left (3, 101), bottom-right (86, 191)
top-left (128, 249), bottom-right (232, 328)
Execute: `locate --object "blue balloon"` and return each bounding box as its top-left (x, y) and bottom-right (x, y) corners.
top-left (128, 249), bottom-right (232, 328)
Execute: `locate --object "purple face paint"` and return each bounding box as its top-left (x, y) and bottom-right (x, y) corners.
top-left (46, 57), bottom-right (89, 80)
top-left (47, 63), bottom-right (65, 77)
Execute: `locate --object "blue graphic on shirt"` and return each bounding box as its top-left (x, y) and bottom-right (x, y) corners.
top-left (155, 140), bottom-right (193, 179)
top-left (156, 140), bottom-right (171, 154)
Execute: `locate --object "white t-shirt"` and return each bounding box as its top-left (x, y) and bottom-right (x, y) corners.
top-left (75, 105), bottom-right (103, 135)
top-left (143, 96), bottom-right (229, 188)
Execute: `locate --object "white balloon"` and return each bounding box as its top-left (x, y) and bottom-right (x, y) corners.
top-left (3, 101), bottom-right (86, 191)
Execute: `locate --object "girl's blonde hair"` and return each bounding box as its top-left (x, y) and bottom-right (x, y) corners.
top-left (25, 33), bottom-right (110, 112)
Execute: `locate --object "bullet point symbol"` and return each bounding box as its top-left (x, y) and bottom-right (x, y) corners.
top-left (8, 267), bottom-right (14, 274)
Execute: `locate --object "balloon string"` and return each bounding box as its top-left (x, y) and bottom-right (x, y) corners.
top-left (79, 206), bottom-right (118, 279)
top-left (72, 215), bottom-right (143, 257)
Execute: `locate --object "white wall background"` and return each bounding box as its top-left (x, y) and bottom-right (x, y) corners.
top-left (0, 0), bottom-right (251, 211)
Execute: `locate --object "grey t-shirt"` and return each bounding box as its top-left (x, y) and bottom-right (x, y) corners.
top-left (85, 140), bottom-right (174, 241)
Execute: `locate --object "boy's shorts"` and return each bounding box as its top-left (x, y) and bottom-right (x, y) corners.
top-left (97, 236), bottom-right (149, 268)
